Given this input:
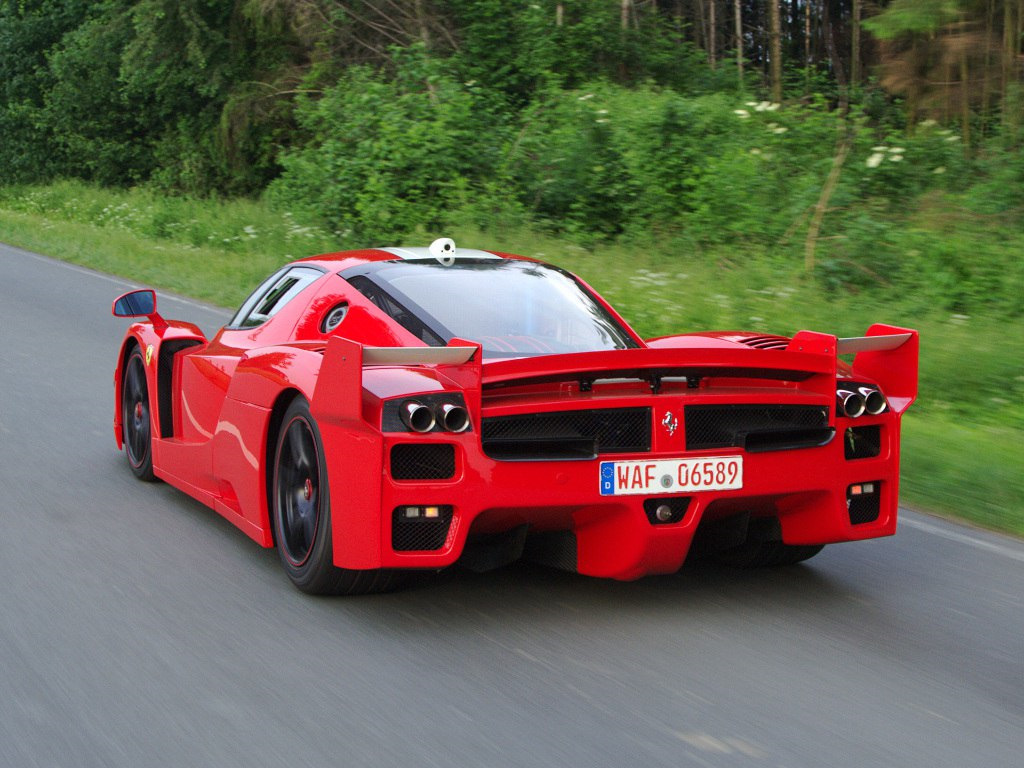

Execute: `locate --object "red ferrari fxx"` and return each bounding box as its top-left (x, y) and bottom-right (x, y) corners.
top-left (112, 239), bottom-right (918, 594)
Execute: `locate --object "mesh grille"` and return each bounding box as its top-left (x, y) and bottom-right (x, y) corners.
top-left (392, 507), bottom-right (454, 551)
top-left (848, 492), bottom-right (881, 524)
top-left (685, 405), bottom-right (829, 450)
top-left (390, 444), bottom-right (456, 480)
top-left (482, 408), bottom-right (651, 460)
top-left (844, 426), bottom-right (881, 460)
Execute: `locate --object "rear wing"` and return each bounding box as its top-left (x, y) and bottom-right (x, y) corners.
top-left (312, 325), bottom-right (917, 416)
top-left (841, 324), bottom-right (918, 414)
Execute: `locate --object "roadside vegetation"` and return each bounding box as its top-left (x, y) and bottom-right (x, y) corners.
top-left (0, 1), bottom-right (1021, 534)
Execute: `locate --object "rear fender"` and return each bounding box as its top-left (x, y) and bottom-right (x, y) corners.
top-left (213, 343), bottom-right (326, 547)
top-left (310, 337), bottom-right (482, 570)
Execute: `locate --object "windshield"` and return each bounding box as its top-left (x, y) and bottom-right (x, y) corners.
top-left (343, 259), bottom-right (638, 358)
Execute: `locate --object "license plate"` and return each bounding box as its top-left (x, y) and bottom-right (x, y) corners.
top-left (599, 456), bottom-right (743, 496)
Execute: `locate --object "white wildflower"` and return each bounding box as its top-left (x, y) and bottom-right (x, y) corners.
top-left (945, 135), bottom-right (960, 142)
top-left (734, 109), bottom-right (750, 118)
top-left (889, 146), bottom-right (905, 154)
top-left (578, 93), bottom-right (594, 101)
top-left (750, 148), bottom-right (762, 155)
top-left (755, 101), bottom-right (771, 112)
top-left (872, 146), bottom-right (888, 152)
top-left (772, 126), bottom-right (788, 134)
top-left (889, 154), bottom-right (903, 162)
top-left (595, 109), bottom-right (609, 115)
top-left (866, 153), bottom-right (885, 168)
top-left (932, 166), bottom-right (946, 174)
top-left (745, 101), bottom-right (758, 107)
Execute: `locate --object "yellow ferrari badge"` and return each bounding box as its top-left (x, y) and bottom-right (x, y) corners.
top-left (145, 344), bottom-right (154, 366)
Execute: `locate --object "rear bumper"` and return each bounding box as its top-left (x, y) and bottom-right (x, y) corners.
top-left (324, 412), bottom-right (902, 580)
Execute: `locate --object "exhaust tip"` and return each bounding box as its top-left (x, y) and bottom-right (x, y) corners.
top-left (837, 390), bottom-right (866, 418)
top-left (400, 400), bottom-right (435, 433)
top-left (860, 387), bottom-right (887, 415)
top-left (440, 403), bottom-right (470, 433)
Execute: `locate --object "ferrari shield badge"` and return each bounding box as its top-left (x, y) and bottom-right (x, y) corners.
top-left (145, 344), bottom-right (154, 366)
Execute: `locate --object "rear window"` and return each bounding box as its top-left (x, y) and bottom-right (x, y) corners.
top-left (342, 259), bottom-right (637, 358)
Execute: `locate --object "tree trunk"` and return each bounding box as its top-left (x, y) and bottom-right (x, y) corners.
top-left (709, 0), bottom-right (717, 69)
top-left (734, 0), bottom-right (743, 87)
top-left (621, 0), bottom-right (631, 31)
top-left (852, 0), bottom-right (862, 84)
top-left (556, 2), bottom-right (563, 27)
top-left (805, 0), bottom-right (813, 94)
top-left (769, 0), bottom-right (782, 102)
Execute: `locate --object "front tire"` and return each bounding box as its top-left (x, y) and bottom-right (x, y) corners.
top-left (271, 397), bottom-right (398, 595)
top-left (122, 347), bottom-right (155, 481)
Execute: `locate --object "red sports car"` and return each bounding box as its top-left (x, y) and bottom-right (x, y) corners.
top-left (112, 239), bottom-right (918, 594)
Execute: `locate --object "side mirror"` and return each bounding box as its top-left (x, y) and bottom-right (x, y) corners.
top-left (112, 289), bottom-right (157, 318)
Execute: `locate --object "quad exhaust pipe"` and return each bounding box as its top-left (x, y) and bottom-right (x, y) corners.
top-left (836, 390), bottom-right (866, 418)
top-left (836, 386), bottom-right (887, 418)
top-left (400, 400), bottom-right (436, 433)
top-left (399, 399), bottom-right (471, 433)
top-left (440, 403), bottom-right (470, 433)
top-left (859, 387), bottom-right (887, 415)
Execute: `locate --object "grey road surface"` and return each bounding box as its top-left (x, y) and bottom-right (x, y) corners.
top-left (1, 243), bottom-right (1022, 768)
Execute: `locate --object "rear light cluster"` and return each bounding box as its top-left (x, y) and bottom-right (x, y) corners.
top-left (836, 384), bottom-right (887, 418)
top-left (382, 394), bottom-right (471, 434)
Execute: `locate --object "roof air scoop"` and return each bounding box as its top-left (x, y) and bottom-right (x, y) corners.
top-left (429, 237), bottom-right (457, 266)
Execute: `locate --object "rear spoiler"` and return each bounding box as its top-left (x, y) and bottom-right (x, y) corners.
top-left (841, 324), bottom-right (918, 413)
top-left (362, 346), bottom-right (477, 366)
top-left (836, 333), bottom-right (913, 355)
top-left (314, 325), bottom-right (917, 414)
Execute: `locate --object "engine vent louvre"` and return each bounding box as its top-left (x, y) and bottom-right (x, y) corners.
top-left (737, 335), bottom-right (791, 350)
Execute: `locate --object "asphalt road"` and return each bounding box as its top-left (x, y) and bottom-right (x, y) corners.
top-left (1, 243), bottom-right (1022, 768)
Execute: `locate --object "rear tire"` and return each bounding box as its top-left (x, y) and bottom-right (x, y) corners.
top-left (122, 347), bottom-right (156, 481)
top-left (271, 397), bottom-right (399, 595)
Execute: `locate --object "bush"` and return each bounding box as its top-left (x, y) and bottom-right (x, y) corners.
top-left (269, 49), bottom-right (510, 245)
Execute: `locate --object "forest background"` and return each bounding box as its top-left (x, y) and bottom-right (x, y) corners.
top-left (0, 0), bottom-right (1021, 533)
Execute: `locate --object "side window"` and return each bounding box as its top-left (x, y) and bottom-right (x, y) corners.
top-left (228, 266), bottom-right (324, 329)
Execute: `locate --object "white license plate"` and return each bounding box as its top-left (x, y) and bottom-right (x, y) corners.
top-left (599, 456), bottom-right (743, 496)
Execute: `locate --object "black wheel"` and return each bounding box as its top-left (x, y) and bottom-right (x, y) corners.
top-left (714, 517), bottom-right (824, 567)
top-left (122, 347), bottom-right (155, 481)
top-left (271, 397), bottom-right (399, 595)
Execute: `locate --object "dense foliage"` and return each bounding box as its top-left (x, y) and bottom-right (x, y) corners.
top-left (0, 0), bottom-right (1022, 318)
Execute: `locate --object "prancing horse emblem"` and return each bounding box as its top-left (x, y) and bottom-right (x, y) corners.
top-left (661, 411), bottom-right (678, 436)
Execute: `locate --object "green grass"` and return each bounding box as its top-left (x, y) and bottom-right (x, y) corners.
top-left (1, 180), bottom-right (1020, 536)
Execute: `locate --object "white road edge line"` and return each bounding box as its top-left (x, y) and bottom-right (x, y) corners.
top-left (901, 515), bottom-right (1024, 563)
top-left (4, 244), bottom-right (231, 317)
